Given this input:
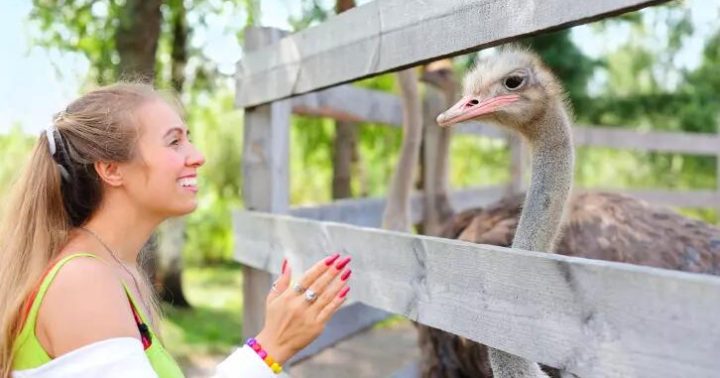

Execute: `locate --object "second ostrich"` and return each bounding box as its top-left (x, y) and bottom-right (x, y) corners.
top-left (417, 48), bottom-right (720, 377)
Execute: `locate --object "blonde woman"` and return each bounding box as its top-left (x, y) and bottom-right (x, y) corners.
top-left (0, 83), bottom-right (353, 377)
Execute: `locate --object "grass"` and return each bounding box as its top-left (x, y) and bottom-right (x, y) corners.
top-left (160, 262), bottom-right (244, 365)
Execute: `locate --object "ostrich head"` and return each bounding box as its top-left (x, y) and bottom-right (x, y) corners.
top-left (436, 48), bottom-right (569, 140)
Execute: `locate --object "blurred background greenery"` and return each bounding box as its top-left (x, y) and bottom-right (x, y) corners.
top-left (1, 0), bottom-right (719, 369)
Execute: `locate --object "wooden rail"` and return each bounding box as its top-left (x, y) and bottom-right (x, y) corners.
top-left (236, 0), bottom-right (669, 107)
top-left (235, 0), bottom-right (708, 374)
top-left (233, 211), bottom-right (720, 377)
top-left (290, 85), bottom-right (720, 156)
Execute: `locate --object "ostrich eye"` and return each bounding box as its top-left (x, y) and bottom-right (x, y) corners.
top-left (503, 75), bottom-right (525, 90)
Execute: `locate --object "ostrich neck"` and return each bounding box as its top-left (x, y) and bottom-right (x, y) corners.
top-left (489, 101), bottom-right (574, 378)
top-left (382, 68), bottom-right (423, 232)
top-left (511, 101), bottom-right (574, 252)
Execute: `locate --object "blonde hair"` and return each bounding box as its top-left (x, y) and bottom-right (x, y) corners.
top-left (0, 83), bottom-right (165, 376)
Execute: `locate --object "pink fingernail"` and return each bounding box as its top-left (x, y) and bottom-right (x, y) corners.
top-left (324, 253), bottom-right (340, 266)
top-left (341, 269), bottom-right (352, 281)
top-left (335, 256), bottom-right (351, 270)
top-left (281, 258), bottom-right (287, 274)
top-left (339, 286), bottom-right (350, 298)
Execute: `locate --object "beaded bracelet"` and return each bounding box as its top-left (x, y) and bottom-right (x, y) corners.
top-left (246, 338), bottom-right (283, 374)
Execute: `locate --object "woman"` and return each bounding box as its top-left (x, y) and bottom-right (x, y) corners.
top-left (0, 83), bottom-right (352, 377)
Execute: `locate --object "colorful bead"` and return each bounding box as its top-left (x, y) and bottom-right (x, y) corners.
top-left (246, 337), bottom-right (283, 375)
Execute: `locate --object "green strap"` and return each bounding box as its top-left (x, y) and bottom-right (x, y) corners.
top-left (22, 253), bottom-right (100, 335)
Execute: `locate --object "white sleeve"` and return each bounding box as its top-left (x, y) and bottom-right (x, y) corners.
top-left (12, 338), bottom-right (158, 378)
top-left (212, 345), bottom-right (277, 378)
top-left (12, 338), bottom-right (277, 378)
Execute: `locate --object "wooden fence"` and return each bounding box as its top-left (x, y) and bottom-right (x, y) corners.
top-left (234, 1), bottom-right (720, 377)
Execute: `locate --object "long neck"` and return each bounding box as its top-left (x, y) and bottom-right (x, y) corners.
top-left (511, 101), bottom-right (574, 252)
top-left (382, 68), bottom-right (423, 232)
top-left (490, 101), bottom-right (574, 378)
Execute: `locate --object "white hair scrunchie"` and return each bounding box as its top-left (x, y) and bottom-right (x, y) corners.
top-left (45, 125), bottom-right (70, 180)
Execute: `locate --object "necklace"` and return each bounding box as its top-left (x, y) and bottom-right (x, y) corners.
top-left (79, 226), bottom-right (151, 319)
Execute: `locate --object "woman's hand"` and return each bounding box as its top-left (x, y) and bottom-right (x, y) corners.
top-left (255, 253), bottom-right (352, 365)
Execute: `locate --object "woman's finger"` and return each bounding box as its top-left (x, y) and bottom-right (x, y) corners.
top-left (293, 253), bottom-right (341, 295)
top-left (317, 286), bottom-right (350, 323)
top-left (304, 257), bottom-right (351, 306)
top-left (267, 258), bottom-right (290, 303)
top-left (312, 269), bottom-right (351, 310)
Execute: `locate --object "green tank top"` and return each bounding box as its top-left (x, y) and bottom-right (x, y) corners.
top-left (12, 253), bottom-right (184, 377)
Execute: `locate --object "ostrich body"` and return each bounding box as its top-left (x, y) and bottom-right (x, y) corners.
top-left (416, 48), bottom-right (720, 377)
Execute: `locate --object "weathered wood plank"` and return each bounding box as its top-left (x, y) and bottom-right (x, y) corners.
top-left (573, 125), bottom-right (720, 155)
top-left (287, 303), bottom-right (391, 365)
top-left (291, 85), bottom-right (720, 155)
top-left (289, 185), bottom-right (504, 226)
top-left (236, 0), bottom-right (669, 107)
top-left (233, 211), bottom-right (720, 377)
top-left (291, 84), bottom-right (505, 139)
top-left (240, 27), bottom-right (291, 340)
top-left (619, 189), bottom-right (720, 209)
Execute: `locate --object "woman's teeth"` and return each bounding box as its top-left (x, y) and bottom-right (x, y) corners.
top-left (179, 177), bottom-right (197, 187)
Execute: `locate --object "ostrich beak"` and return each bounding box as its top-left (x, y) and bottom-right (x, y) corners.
top-left (436, 94), bottom-right (520, 127)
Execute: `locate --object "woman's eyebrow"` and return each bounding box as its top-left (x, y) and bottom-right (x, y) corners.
top-left (162, 126), bottom-right (187, 138)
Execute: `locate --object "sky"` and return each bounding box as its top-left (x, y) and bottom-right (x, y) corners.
top-left (0, 0), bottom-right (716, 134)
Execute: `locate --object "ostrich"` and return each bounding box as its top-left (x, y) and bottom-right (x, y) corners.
top-left (382, 66), bottom-right (423, 232)
top-left (415, 47), bottom-right (720, 377)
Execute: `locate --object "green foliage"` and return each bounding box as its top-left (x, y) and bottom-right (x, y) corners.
top-left (161, 263), bottom-right (243, 361)
top-left (0, 127), bottom-right (36, 215)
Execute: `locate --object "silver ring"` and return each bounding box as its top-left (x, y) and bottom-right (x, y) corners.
top-left (271, 282), bottom-right (279, 292)
top-left (304, 289), bottom-right (317, 303)
top-left (292, 283), bottom-right (306, 293)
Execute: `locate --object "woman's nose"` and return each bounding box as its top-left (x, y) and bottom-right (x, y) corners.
top-left (187, 144), bottom-right (205, 167)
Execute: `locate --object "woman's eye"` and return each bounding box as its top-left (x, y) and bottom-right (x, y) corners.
top-left (170, 139), bottom-right (180, 146)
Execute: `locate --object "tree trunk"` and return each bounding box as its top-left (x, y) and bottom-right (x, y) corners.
top-left (332, 121), bottom-right (357, 199)
top-left (170, 0), bottom-right (188, 94)
top-left (115, 0), bottom-right (192, 307)
top-left (115, 0), bottom-right (163, 81)
top-left (331, 0), bottom-right (358, 200)
top-left (158, 0), bottom-right (191, 307)
top-left (156, 218), bottom-right (191, 307)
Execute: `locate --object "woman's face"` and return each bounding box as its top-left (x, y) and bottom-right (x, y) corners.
top-left (120, 98), bottom-right (205, 219)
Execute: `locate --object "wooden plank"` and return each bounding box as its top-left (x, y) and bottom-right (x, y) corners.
top-left (574, 125), bottom-right (720, 155)
top-left (291, 85), bottom-right (505, 139)
top-left (392, 360), bottom-right (420, 378)
top-left (291, 86), bottom-right (719, 155)
top-left (289, 185), bottom-right (504, 226)
top-left (617, 189), bottom-right (720, 209)
top-left (233, 211), bottom-right (720, 377)
top-left (287, 303), bottom-right (391, 365)
top-left (239, 27), bottom-right (291, 340)
top-left (236, 0), bottom-right (668, 108)
top-left (292, 85), bottom-right (401, 125)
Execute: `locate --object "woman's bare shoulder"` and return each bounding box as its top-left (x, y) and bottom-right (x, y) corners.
top-left (36, 254), bottom-right (139, 358)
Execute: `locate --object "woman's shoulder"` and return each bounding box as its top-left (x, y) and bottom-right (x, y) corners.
top-left (36, 252), bottom-right (139, 358)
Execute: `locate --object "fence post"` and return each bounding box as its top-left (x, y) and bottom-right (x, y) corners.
top-left (240, 26), bottom-right (291, 340)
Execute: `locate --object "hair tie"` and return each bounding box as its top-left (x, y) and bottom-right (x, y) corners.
top-left (45, 126), bottom-right (58, 156)
top-left (45, 125), bottom-right (71, 181)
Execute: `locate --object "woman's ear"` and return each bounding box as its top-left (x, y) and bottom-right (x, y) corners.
top-left (94, 161), bottom-right (124, 187)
